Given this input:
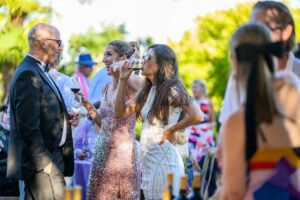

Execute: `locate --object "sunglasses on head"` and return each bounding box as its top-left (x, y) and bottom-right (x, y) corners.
top-left (142, 54), bottom-right (152, 63)
top-left (45, 38), bottom-right (62, 47)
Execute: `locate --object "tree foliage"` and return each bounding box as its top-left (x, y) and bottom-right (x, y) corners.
top-left (60, 24), bottom-right (127, 75)
top-left (0, 0), bottom-right (52, 102)
top-left (169, 1), bottom-right (300, 113)
top-left (64, 25), bottom-right (154, 75)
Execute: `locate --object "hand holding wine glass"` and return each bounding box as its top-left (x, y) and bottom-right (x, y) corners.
top-left (119, 60), bottom-right (134, 80)
top-left (113, 58), bottom-right (142, 74)
top-left (69, 77), bottom-right (82, 114)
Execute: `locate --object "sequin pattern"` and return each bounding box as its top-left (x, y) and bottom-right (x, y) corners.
top-left (87, 88), bottom-right (141, 200)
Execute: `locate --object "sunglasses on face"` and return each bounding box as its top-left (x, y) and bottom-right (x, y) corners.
top-left (142, 54), bottom-right (152, 63)
top-left (45, 38), bottom-right (62, 47)
top-left (265, 23), bottom-right (283, 32)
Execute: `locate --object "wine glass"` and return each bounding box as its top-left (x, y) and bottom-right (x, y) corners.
top-left (112, 58), bottom-right (142, 75)
top-left (69, 77), bottom-right (82, 114)
top-left (82, 138), bottom-right (92, 160)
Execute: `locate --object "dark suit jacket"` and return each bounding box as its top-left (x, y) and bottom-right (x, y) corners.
top-left (7, 55), bottom-right (74, 180)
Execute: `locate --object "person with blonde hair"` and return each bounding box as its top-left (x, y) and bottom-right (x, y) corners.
top-left (186, 79), bottom-right (216, 162)
top-left (217, 23), bottom-right (300, 199)
top-left (82, 40), bottom-right (143, 199)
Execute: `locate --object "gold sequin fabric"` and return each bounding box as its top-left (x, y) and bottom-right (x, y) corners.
top-left (87, 95), bottom-right (141, 200)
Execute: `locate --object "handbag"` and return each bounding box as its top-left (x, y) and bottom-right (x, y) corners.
top-left (175, 130), bottom-right (187, 145)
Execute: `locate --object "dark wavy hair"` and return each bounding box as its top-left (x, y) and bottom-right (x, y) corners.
top-left (136, 44), bottom-right (191, 125)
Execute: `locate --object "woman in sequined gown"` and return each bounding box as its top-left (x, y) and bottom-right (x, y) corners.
top-left (81, 40), bottom-right (143, 200)
top-left (115, 44), bottom-right (203, 199)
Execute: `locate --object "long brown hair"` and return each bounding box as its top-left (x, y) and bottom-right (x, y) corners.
top-left (230, 23), bottom-right (285, 160)
top-left (136, 44), bottom-right (190, 125)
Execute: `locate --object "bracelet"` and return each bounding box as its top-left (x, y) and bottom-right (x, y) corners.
top-left (87, 106), bottom-right (97, 118)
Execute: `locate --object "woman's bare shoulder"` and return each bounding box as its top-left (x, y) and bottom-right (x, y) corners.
top-left (221, 108), bottom-right (245, 142)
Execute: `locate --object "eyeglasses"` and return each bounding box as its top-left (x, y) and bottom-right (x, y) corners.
top-left (45, 38), bottom-right (62, 47)
top-left (142, 54), bottom-right (152, 63)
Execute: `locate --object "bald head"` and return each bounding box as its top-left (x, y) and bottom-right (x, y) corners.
top-left (28, 23), bottom-right (60, 49)
top-left (27, 23), bottom-right (63, 66)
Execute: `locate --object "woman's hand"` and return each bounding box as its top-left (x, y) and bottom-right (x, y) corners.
top-left (119, 60), bottom-right (133, 81)
top-left (160, 129), bottom-right (176, 145)
top-left (75, 149), bottom-right (88, 160)
top-left (69, 112), bottom-right (80, 126)
top-left (79, 93), bottom-right (93, 110)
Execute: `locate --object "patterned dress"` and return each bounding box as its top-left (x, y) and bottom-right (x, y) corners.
top-left (140, 86), bottom-right (185, 199)
top-left (87, 84), bottom-right (141, 200)
top-left (245, 147), bottom-right (300, 200)
top-left (186, 98), bottom-right (215, 161)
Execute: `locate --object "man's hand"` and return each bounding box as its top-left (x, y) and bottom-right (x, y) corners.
top-left (69, 112), bottom-right (80, 126)
top-left (43, 162), bottom-right (52, 174)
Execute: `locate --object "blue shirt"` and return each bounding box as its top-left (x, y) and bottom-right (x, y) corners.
top-left (89, 67), bottom-right (112, 103)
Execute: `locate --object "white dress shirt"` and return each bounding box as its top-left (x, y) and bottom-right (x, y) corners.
top-left (218, 53), bottom-right (300, 124)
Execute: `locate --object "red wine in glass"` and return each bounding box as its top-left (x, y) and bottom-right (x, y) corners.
top-left (71, 88), bottom-right (80, 94)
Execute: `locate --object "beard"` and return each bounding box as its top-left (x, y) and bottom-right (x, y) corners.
top-left (50, 52), bottom-right (63, 69)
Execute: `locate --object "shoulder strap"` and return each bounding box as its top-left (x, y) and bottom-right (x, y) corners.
top-left (103, 83), bottom-right (110, 98)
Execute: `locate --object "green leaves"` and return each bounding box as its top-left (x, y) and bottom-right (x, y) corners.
top-left (169, 2), bottom-right (250, 113)
top-left (0, 0), bottom-right (52, 102)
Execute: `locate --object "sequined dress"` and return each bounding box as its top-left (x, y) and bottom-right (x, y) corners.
top-left (87, 85), bottom-right (141, 200)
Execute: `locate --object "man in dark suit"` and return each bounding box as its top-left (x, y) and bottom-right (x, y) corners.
top-left (7, 23), bottom-right (77, 200)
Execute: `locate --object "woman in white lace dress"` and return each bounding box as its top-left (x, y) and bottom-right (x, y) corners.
top-left (114, 44), bottom-right (203, 199)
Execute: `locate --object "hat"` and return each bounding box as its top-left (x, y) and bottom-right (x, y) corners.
top-left (76, 53), bottom-right (97, 67)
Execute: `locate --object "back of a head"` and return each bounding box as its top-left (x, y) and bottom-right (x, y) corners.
top-left (230, 23), bottom-right (272, 86)
top-left (231, 23), bottom-right (282, 160)
top-left (109, 40), bottom-right (133, 58)
top-left (129, 41), bottom-right (140, 51)
top-left (253, 1), bottom-right (296, 52)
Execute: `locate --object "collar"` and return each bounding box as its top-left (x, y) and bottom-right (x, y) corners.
top-left (27, 54), bottom-right (50, 72)
top-left (284, 52), bottom-right (294, 71)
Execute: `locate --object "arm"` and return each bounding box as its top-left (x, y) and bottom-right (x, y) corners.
top-left (14, 70), bottom-right (52, 172)
top-left (161, 99), bottom-right (204, 144)
top-left (219, 110), bottom-right (247, 200)
top-left (114, 62), bottom-right (139, 119)
top-left (127, 74), bottom-right (143, 92)
top-left (81, 96), bottom-right (101, 126)
top-left (171, 99), bottom-right (203, 131)
top-left (114, 78), bottom-right (138, 119)
top-left (207, 98), bottom-right (217, 129)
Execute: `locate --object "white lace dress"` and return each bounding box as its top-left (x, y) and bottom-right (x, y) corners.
top-left (140, 86), bottom-right (185, 199)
